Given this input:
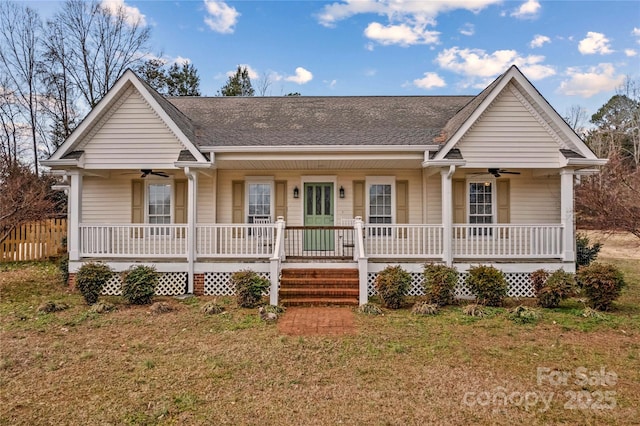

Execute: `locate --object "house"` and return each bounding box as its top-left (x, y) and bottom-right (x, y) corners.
top-left (42, 65), bottom-right (607, 306)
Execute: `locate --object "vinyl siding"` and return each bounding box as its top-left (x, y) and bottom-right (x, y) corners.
top-left (457, 83), bottom-right (561, 168)
top-left (82, 176), bottom-right (132, 223)
top-left (79, 88), bottom-right (185, 168)
top-left (216, 170), bottom-right (424, 226)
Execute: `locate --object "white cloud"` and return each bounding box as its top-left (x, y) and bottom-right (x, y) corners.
top-left (318, 0), bottom-right (500, 27)
top-left (625, 49), bottom-right (638, 57)
top-left (459, 23), bottom-right (474, 37)
top-left (558, 63), bottom-right (625, 98)
top-left (364, 22), bottom-right (439, 46)
top-left (578, 32), bottom-right (613, 55)
top-left (226, 64), bottom-right (259, 79)
top-left (325, 79), bottom-right (338, 89)
top-left (364, 68), bottom-right (377, 77)
top-left (511, 0), bottom-right (540, 19)
top-left (100, 0), bottom-right (146, 26)
top-left (414, 72), bottom-right (446, 89)
top-left (203, 0), bottom-right (239, 34)
top-left (435, 47), bottom-right (555, 80)
top-left (285, 67), bottom-right (313, 84)
top-left (173, 56), bottom-right (191, 66)
top-left (529, 34), bottom-right (550, 48)
top-left (633, 27), bottom-right (640, 37)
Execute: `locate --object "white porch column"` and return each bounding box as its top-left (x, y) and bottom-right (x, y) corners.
top-left (185, 168), bottom-right (198, 294)
top-left (68, 171), bottom-right (83, 261)
top-left (440, 167), bottom-right (454, 266)
top-left (560, 169), bottom-right (575, 262)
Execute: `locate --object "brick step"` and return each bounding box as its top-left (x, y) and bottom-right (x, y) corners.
top-left (280, 278), bottom-right (359, 288)
top-left (281, 268), bottom-right (359, 279)
top-left (281, 297), bottom-right (359, 307)
top-left (280, 288), bottom-right (360, 297)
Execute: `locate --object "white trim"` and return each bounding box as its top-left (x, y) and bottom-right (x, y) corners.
top-left (299, 175), bottom-right (338, 226)
top-left (465, 177), bottom-right (496, 225)
top-left (145, 180), bottom-right (174, 225)
top-left (245, 179), bottom-right (275, 223)
top-left (202, 145), bottom-right (440, 153)
top-left (365, 176), bottom-right (396, 226)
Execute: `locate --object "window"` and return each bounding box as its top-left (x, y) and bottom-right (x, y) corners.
top-left (147, 183), bottom-right (172, 235)
top-left (366, 178), bottom-right (394, 236)
top-left (247, 182), bottom-right (272, 223)
top-left (468, 181), bottom-right (494, 235)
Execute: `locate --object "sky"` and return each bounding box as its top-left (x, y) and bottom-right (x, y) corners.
top-left (29, 0), bottom-right (640, 121)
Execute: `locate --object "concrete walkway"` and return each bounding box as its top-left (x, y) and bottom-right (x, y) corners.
top-left (277, 306), bottom-right (356, 336)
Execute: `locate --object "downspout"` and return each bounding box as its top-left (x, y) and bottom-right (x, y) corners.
top-left (184, 167), bottom-right (197, 294)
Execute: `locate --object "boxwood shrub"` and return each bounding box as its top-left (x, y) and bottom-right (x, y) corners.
top-left (465, 265), bottom-right (508, 307)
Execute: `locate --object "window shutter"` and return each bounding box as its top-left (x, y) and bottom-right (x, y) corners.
top-left (497, 180), bottom-right (510, 238)
top-left (453, 179), bottom-right (466, 238)
top-left (132, 180), bottom-right (144, 223)
top-left (353, 180), bottom-right (365, 219)
top-left (174, 180), bottom-right (187, 223)
top-left (232, 181), bottom-right (245, 237)
top-left (396, 180), bottom-right (408, 238)
top-left (275, 180), bottom-right (287, 221)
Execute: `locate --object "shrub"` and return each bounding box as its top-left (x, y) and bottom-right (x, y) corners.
top-left (465, 265), bottom-right (508, 307)
top-left (121, 265), bottom-right (158, 305)
top-left (576, 233), bottom-right (602, 268)
top-left (37, 301), bottom-right (69, 313)
top-left (423, 263), bottom-right (458, 306)
top-left (532, 269), bottom-right (575, 308)
top-left (357, 303), bottom-right (383, 315)
top-left (232, 270), bottom-right (269, 308)
top-left (462, 303), bottom-right (487, 317)
top-left (90, 301), bottom-right (116, 314)
top-left (577, 263), bottom-right (625, 311)
top-left (201, 301), bottom-right (225, 315)
top-left (374, 265), bottom-right (411, 309)
top-left (510, 305), bottom-right (542, 324)
top-left (411, 301), bottom-right (439, 316)
top-left (75, 262), bottom-right (113, 305)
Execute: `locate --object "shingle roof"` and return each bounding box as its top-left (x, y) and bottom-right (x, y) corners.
top-left (166, 96), bottom-right (473, 148)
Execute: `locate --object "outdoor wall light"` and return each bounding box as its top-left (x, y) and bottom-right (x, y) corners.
top-left (293, 186), bottom-right (299, 198)
top-left (339, 186), bottom-right (345, 198)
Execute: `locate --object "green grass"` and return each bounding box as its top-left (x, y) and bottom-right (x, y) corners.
top-left (1, 258), bottom-right (639, 425)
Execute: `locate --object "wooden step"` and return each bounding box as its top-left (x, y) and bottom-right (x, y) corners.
top-left (279, 268), bottom-right (360, 307)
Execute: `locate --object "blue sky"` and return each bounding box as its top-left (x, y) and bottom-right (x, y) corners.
top-left (32, 0), bottom-right (640, 120)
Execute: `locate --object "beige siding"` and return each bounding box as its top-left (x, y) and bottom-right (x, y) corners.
top-left (197, 176), bottom-right (215, 223)
top-left (79, 88), bottom-right (185, 168)
top-left (457, 84), bottom-right (561, 168)
top-left (510, 174), bottom-right (560, 223)
top-left (82, 176), bottom-right (132, 223)
top-left (425, 174), bottom-right (442, 224)
top-left (216, 169), bottom-right (424, 226)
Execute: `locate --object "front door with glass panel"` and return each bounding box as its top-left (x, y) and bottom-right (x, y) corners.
top-left (303, 183), bottom-right (334, 251)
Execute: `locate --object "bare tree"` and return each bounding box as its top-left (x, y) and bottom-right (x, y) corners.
top-left (0, 1), bottom-right (43, 173)
top-left (576, 152), bottom-right (640, 239)
top-left (52, 0), bottom-right (151, 108)
top-left (564, 104), bottom-right (588, 135)
top-left (256, 72), bottom-right (273, 96)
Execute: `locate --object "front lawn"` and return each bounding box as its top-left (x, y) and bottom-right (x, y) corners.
top-left (1, 255), bottom-right (638, 425)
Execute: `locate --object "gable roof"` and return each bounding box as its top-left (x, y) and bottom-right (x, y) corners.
top-left (44, 69), bottom-right (206, 165)
top-left (431, 65), bottom-right (604, 164)
top-left (166, 95), bottom-right (473, 148)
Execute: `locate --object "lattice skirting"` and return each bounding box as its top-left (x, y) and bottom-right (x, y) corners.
top-left (102, 272), bottom-right (188, 296)
top-left (367, 272), bottom-right (535, 298)
top-left (203, 272), bottom-right (271, 296)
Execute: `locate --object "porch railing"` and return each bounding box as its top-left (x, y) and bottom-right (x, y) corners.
top-left (79, 224), bottom-right (188, 257)
top-left (196, 224), bottom-right (276, 258)
top-left (452, 224), bottom-right (564, 258)
top-left (283, 226), bottom-right (355, 259)
top-left (364, 224), bottom-right (444, 259)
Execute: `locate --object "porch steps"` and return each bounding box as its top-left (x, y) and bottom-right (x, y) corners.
top-left (279, 268), bottom-right (359, 306)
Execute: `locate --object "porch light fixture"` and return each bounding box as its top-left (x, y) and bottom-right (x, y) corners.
top-left (339, 186), bottom-right (345, 198)
top-left (293, 186), bottom-right (299, 198)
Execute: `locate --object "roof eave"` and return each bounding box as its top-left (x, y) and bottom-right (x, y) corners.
top-left (422, 159), bottom-right (467, 168)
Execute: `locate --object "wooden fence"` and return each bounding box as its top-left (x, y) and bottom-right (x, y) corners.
top-left (1, 218), bottom-right (67, 262)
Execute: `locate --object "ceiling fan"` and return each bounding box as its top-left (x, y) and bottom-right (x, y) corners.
top-left (488, 168), bottom-right (520, 177)
top-left (140, 169), bottom-right (169, 178)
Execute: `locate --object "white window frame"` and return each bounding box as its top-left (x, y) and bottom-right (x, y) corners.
top-left (145, 180), bottom-right (174, 236)
top-left (466, 178), bottom-right (496, 236)
top-left (245, 177), bottom-right (275, 224)
top-left (365, 176), bottom-right (395, 236)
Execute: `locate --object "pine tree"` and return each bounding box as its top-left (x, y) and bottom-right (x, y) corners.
top-left (219, 66), bottom-right (254, 96)
top-left (166, 62), bottom-right (201, 96)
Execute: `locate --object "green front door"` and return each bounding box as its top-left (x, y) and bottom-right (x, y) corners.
top-left (304, 183), bottom-right (334, 251)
